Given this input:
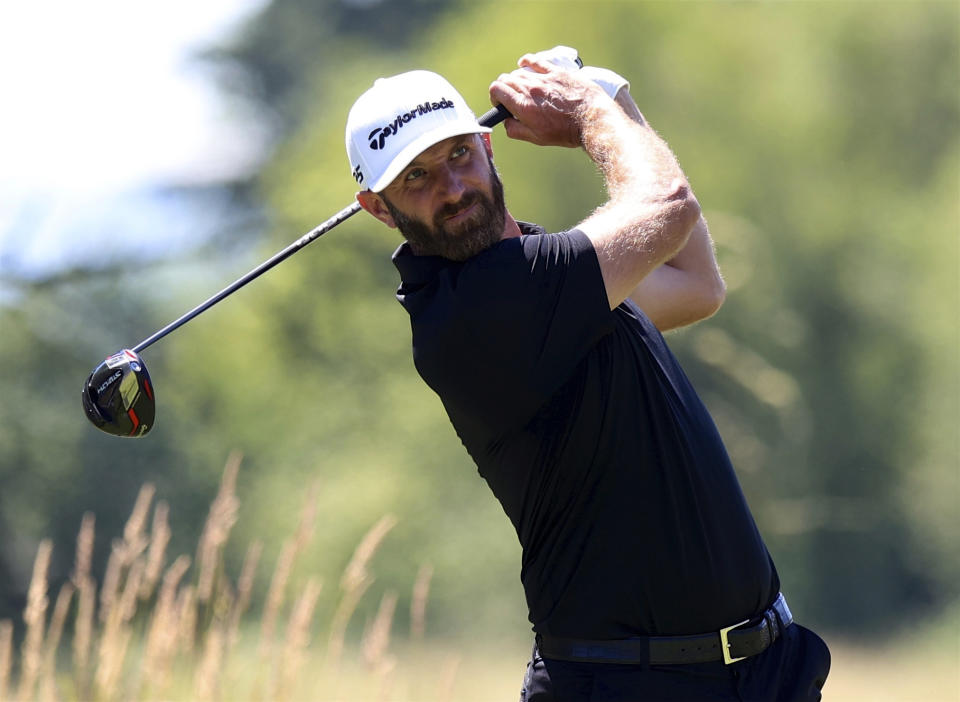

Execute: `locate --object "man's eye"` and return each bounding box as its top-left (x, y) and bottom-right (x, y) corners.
top-left (405, 168), bottom-right (426, 181)
top-left (451, 145), bottom-right (468, 159)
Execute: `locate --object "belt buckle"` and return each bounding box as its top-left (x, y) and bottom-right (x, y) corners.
top-left (719, 618), bottom-right (749, 665)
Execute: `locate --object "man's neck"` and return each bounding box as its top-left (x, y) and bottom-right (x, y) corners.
top-left (501, 211), bottom-right (523, 241)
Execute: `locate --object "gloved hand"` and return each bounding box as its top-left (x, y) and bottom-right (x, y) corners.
top-left (579, 65), bottom-right (630, 100)
top-left (518, 46), bottom-right (630, 100)
top-left (521, 45), bottom-right (583, 72)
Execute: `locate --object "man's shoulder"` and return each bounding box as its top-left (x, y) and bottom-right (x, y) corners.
top-left (395, 225), bottom-right (603, 329)
top-left (477, 224), bottom-right (595, 271)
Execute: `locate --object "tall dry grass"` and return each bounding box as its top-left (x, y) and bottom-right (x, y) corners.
top-left (5, 459), bottom-right (957, 702)
top-left (0, 456), bottom-right (441, 702)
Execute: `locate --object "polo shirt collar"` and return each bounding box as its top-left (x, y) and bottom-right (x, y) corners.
top-left (391, 221), bottom-right (547, 286)
top-left (392, 242), bottom-right (451, 287)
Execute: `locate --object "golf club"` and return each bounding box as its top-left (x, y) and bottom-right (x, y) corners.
top-left (81, 103), bottom-right (512, 437)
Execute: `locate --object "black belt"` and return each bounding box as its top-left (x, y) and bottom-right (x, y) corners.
top-left (536, 592), bottom-right (793, 666)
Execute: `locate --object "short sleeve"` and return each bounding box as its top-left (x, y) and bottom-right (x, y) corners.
top-left (412, 229), bottom-right (614, 435)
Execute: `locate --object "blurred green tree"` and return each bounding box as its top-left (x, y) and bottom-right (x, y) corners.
top-left (219, 0), bottom-right (958, 636)
top-left (0, 0), bottom-right (955, 644)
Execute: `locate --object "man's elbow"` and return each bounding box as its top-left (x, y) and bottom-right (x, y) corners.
top-left (675, 181), bottom-right (702, 221)
top-left (699, 270), bottom-right (726, 319)
top-left (666, 276), bottom-right (725, 330)
top-left (664, 183), bottom-right (702, 247)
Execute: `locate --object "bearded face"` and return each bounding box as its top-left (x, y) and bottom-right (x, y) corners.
top-left (380, 154), bottom-right (507, 262)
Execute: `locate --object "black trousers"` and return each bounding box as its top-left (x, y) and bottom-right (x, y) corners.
top-left (520, 623), bottom-right (831, 702)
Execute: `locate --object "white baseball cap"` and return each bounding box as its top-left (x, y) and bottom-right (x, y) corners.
top-left (345, 70), bottom-right (492, 193)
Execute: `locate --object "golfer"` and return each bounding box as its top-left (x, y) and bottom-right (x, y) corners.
top-left (345, 49), bottom-right (830, 701)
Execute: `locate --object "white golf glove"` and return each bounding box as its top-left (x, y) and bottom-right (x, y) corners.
top-left (520, 46), bottom-right (630, 99)
top-left (579, 65), bottom-right (630, 100)
top-left (523, 45), bottom-right (583, 72)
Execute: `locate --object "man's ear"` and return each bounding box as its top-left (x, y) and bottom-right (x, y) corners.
top-left (356, 190), bottom-right (397, 228)
top-left (481, 132), bottom-right (494, 159)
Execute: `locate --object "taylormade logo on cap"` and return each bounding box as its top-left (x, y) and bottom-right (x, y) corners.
top-left (345, 70), bottom-right (491, 193)
top-left (367, 97), bottom-right (456, 151)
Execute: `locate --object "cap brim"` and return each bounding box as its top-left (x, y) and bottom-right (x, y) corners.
top-left (369, 121), bottom-right (493, 192)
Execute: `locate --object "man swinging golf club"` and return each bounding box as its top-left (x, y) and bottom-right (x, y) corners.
top-left (346, 48), bottom-right (831, 701)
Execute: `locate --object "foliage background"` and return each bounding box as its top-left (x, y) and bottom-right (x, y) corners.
top-left (1, 0), bottom-right (957, 690)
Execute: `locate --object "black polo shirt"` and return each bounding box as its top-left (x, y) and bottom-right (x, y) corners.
top-left (393, 222), bottom-right (779, 638)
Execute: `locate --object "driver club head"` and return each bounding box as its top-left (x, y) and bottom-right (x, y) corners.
top-left (82, 349), bottom-right (155, 437)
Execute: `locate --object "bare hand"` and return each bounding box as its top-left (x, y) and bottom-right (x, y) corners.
top-left (488, 55), bottom-right (610, 148)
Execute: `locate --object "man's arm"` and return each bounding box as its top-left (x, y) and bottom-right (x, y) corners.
top-left (613, 88), bottom-right (726, 330)
top-left (489, 57), bottom-right (706, 316)
top-left (626, 216), bottom-right (725, 330)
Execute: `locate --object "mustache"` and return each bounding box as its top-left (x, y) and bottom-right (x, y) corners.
top-left (434, 191), bottom-right (482, 222)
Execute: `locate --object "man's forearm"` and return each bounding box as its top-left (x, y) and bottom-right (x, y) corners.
top-left (610, 88), bottom-right (725, 328)
top-left (576, 94), bottom-right (701, 308)
top-left (489, 60), bottom-right (701, 308)
top-left (579, 96), bottom-right (690, 210)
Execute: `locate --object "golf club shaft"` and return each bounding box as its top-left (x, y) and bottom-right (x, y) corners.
top-left (133, 201), bottom-right (361, 352)
top-left (131, 105), bottom-right (511, 354)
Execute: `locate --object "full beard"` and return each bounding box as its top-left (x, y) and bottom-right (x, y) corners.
top-left (382, 162), bottom-right (507, 262)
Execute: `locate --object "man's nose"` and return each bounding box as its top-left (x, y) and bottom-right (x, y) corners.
top-left (435, 165), bottom-right (467, 202)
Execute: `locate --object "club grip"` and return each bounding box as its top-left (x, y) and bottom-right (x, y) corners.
top-left (478, 103), bottom-right (512, 127)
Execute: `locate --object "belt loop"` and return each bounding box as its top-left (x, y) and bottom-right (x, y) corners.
top-left (773, 592), bottom-right (793, 629)
top-left (764, 609), bottom-right (778, 644)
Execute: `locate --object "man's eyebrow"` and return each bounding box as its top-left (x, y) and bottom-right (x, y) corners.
top-left (405, 136), bottom-right (473, 169)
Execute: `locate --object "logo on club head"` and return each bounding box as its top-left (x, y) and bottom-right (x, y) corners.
top-left (353, 164), bottom-right (364, 184)
top-left (97, 370), bottom-right (123, 395)
top-left (130, 361), bottom-right (141, 371)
